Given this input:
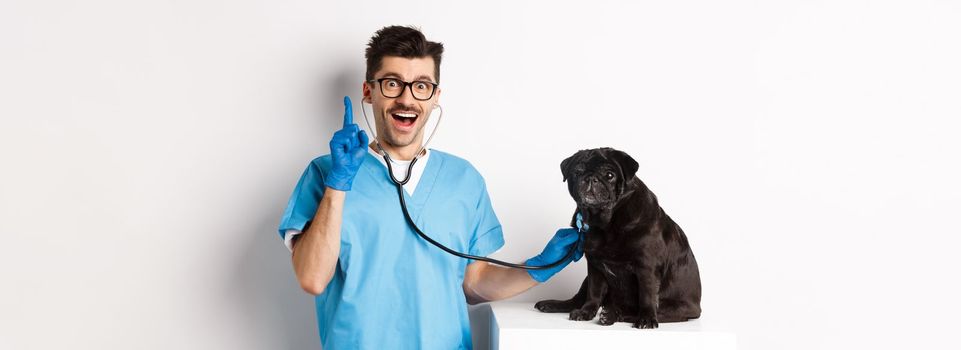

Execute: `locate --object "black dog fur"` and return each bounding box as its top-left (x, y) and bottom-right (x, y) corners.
top-left (534, 147), bottom-right (702, 329)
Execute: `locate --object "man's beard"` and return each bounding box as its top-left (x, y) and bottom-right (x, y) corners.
top-left (380, 118), bottom-right (424, 148)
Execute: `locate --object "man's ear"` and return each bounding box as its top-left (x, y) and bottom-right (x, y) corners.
top-left (362, 81), bottom-right (372, 104)
top-left (607, 149), bottom-right (639, 179)
top-left (560, 151), bottom-right (583, 182)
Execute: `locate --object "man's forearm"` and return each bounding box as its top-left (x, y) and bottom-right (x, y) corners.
top-left (291, 188), bottom-right (345, 295)
top-left (465, 262), bottom-right (538, 304)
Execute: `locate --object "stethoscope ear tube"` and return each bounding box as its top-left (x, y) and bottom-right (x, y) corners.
top-left (361, 100), bottom-right (442, 163)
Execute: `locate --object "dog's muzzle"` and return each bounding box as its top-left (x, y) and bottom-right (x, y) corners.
top-left (578, 175), bottom-right (613, 207)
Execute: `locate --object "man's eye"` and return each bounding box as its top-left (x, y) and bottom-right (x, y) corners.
top-left (414, 82), bottom-right (428, 90)
top-left (386, 80), bottom-right (400, 87)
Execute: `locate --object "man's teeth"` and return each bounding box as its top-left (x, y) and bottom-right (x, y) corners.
top-left (394, 113), bottom-right (416, 118)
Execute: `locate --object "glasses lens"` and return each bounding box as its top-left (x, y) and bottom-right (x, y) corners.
top-left (411, 81), bottom-right (434, 100)
top-left (380, 78), bottom-right (403, 98)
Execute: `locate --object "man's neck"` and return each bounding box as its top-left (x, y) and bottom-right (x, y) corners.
top-left (370, 139), bottom-right (426, 161)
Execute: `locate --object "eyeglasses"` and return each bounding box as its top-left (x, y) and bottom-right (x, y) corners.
top-left (368, 78), bottom-right (438, 101)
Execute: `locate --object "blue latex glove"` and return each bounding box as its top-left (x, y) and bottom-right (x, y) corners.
top-left (525, 228), bottom-right (584, 283)
top-left (326, 96), bottom-right (369, 191)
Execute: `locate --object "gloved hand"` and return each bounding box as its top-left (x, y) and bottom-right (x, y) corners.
top-left (326, 96), bottom-right (369, 191)
top-left (525, 228), bottom-right (584, 283)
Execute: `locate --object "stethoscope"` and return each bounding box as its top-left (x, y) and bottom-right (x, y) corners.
top-left (360, 98), bottom-right (580, 270)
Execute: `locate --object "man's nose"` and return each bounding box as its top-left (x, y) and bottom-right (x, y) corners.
top-left (395, 84), bottom-right (417, 105)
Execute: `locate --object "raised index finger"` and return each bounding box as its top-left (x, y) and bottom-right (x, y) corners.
top-left (343, 96), bottom-right (353, 127)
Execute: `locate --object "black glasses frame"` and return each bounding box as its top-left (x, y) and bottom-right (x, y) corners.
top-left (368, 78), bottom-right (438, 101)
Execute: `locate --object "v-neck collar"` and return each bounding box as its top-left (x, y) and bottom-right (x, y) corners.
top-left (366, 147), bottom-right (429, 196)
top-left (361, 150), bottom-right (443, 221)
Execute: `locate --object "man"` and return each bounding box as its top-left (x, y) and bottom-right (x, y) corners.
top-left (277, 25), bottom-right (581, 349)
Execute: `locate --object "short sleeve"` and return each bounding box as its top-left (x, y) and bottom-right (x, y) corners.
top-left (277, 160), bottom-right (327, 248)
top-left (466, 180), bottom-right (505, 264)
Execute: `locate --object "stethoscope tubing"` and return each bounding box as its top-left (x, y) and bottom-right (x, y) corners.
top-left (378, 143), bottom-right (581, 270)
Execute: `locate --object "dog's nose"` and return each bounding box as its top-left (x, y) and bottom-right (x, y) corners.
top-left (582, 175), bottom-right (600, 190)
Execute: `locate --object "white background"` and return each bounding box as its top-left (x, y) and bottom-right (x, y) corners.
top-left (2, 1), bottom-right (960, 349)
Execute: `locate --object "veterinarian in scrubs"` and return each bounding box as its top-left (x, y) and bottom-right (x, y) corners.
top-left (277, 26), bottom-right (581, 350)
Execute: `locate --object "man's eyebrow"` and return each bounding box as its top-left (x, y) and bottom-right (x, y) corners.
top-left (377, 72), bottom-right (404, 80)
top-left (376, 72), bottom-right (436, 83)
top-left (414, 75), bottom-right (436, 83)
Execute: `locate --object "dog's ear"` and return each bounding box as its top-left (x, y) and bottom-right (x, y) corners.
top-left (608, 149), bottom-right (639, 179)
top-left (560, 151), bottom-right (583, 182)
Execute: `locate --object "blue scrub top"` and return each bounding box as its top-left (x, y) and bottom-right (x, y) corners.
top-left (278, 149), bottom-right (504, 350)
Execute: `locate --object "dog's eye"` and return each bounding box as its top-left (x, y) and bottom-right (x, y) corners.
top-left (606, 171), bottom-right (615, 180)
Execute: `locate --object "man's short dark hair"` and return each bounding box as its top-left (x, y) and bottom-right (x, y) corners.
top-left (365, 25), bottom-right (444, 83)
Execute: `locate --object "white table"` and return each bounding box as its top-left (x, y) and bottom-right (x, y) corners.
top-left (470, 302), bottom-right (737, 350)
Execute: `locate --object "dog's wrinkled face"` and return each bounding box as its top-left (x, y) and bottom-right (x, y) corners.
top-left (561, 148), bottom-right (640, 209)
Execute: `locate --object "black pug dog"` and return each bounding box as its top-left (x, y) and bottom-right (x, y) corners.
top-left (534, 147), bottom-right (701, 329)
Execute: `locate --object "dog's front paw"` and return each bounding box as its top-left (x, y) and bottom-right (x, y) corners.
top-left (535, 300), bottom-right (574, 313)
top-left (569, 308), bottom-right (597, 321)
top-left (632, 315), bottom-right (659, 329)
top-left (598, 308), bottom-right (621, 326)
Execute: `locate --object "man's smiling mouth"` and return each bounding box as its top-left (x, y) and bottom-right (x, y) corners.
top-left (391, 112), bottom-right (418, 128)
